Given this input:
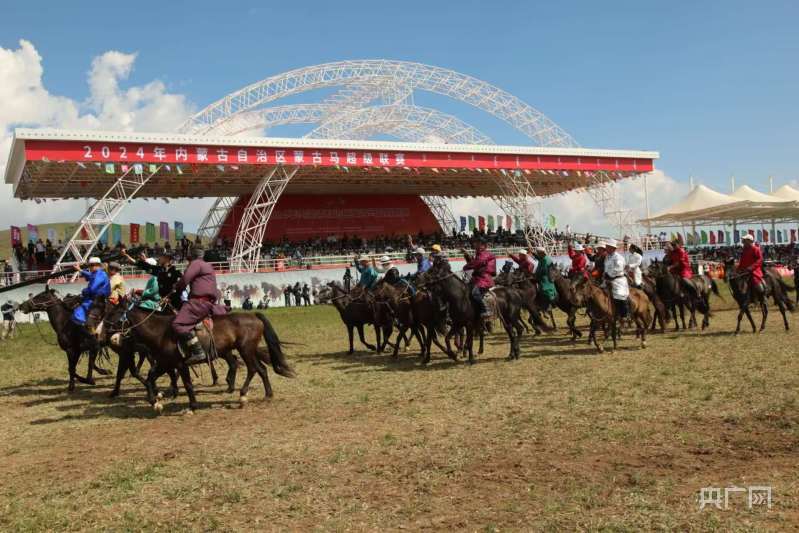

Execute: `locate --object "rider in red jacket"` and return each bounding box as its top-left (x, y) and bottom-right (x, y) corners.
top-left (737, 234), bottom-right (764, 285)
top-left (668, 242), bottom-right (693, 279)
top-left (567, 243), bottom-right (588, 279)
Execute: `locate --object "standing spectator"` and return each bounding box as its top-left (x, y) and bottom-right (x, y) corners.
top-left (283, 285), bottom-right (291, 307)
top-left (302, 284), bottom-right (311, 306)
top-left (343, 268), bottom-right (352, 292)
top-left (2, 260), bottom-right (12, 286)
top-left (293, 282), bottom-right (302, 306)
top-left (224, 287), bottom-right (233, 308)
top-left (1, 300), bottom-right (17, 340)
top-left (242, 296), bottom-right (253, 310)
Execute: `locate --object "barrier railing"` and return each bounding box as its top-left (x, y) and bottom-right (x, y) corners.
top-left (4, 239), bottom-right (670, 284)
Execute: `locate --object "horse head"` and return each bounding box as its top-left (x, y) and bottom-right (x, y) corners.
top-left (18, 288), bottom-right (60, 313)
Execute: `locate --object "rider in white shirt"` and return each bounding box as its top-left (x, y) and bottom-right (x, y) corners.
top-left (603, 239), bottom-right (630, 317)
top-left (626, 243), bottom-right (643, 288)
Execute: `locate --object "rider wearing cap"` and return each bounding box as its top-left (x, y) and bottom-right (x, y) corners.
top-left (737, 234), bottom-right (765, 295)
top-left (509, 248), bottom-right (535, 276)
top-left (603, 239), bottom-right (630, 317)
top-left (567, 242), bottom-right (588, 280)
top-left (173, 246), bottom-right (226, 365)
top-left (107, 262), bottom-right (126, 304)
top-left (588, 243), bottom-right (607, 278)
top-left (353, 255), bottom-right (379, 291)
top-left (72, 257), bottom-right (111, 327)
top-left (406, 235), bottom-right (433, 274)
top-left (463, 237), bottom-right (496, 320)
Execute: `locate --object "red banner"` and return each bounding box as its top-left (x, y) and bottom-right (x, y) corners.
top-left (130, 223), bottom-right (140, 244)
top-left (23, 139), bottom-right (655, 173)
top-left (478, 216), bottom-right (486, 231)
top-left (10, 226), bottom-right (21, 246)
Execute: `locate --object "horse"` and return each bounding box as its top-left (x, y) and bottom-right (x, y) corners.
top-left (316, 282), bottom-right (388, 355)
top-left (648, 262), bottom-right (719, 330)
top-left (419, 261), bottom-right (524, 363)
top-left (494, 271), bottom-right (553, 336)
top-left (573, 277), bottom-right (652, 353)
top-left (723, 259), bottom-right (792, 333)
top-left (85, 298), bottom-right (294, 412)
top-left (18, 289), bottom-right (110, 392)
top-left (550, 269), bottom-right (587, 341)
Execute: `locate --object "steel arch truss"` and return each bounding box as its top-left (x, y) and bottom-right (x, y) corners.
top-left (196, 196), bottom-right (238, 243)
top-left (230, 166), bottom-right (298, 271)
top-left (53, 165), bottom-right (162, 276)
top-left (492, 171), bottom-right (553, 251)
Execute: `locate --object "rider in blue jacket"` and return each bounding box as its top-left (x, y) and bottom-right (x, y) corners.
top-left (71, 256), bottom-right (111, 325)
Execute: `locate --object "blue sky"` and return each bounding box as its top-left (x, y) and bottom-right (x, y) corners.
top-left (0, 0), bottom-right (797, 230)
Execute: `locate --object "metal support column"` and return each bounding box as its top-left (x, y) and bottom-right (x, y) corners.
top-left (53, 164), bottom-right (162, 277)
top-left (229, 165), bottom-right (298, 272)
top-left (195, 196), bottom-right (239, 244)
top-left (421, 195), bottom-right (457, 235)
top-left (492, 170), bottom-right (554, 252)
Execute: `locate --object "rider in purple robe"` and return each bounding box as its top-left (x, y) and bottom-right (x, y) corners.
top-left (172, 247), bottom-right (226, 365)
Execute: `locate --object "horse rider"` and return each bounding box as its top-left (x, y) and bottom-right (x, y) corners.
top-left (352, 254), bottom-right (380, 297)
top-left (123, 249), bottom-right (182, 310)
top-left (626, 243), bottom-right (644, 288)
top-left (135, 257), bottom-right (162, 311)
top-left (462, 237), bottom-right (496, 321)
top-left (172, 247), bottom-right (226, 365)
top-left (107, 262), bottom-right (126, 304)
top-left (603, 239), bottom-right (630, 318)
top-left (509, 248), bottom-right (535, 276)
top-left (71, 257), bottom-right (111, 329)
top-left (1, 300), bottom-right (17, 340)
top-left (667, 239), bottom-right (698, 299)
top-left (737, 233), bottom-right (765, 296)
top-left (567, 242), bottom-right (588, 280)
top-left (533, 246), bottom-right (558, 309)
top-left (588, 243), bottom-right (607, 279)
top-left (501, 260), bottom-right (514, 274)
top-left (406, 235), bottom-right (432, 273)
top-left (374, 255), bottom-right (393, 275)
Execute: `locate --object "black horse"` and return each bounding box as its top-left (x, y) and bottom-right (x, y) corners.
top-left (18, 289), bottom-right (109, 392)
top-left (723, 259), bottom-right (793, 333)
top-left (419, 261), bottom-right (524, 362)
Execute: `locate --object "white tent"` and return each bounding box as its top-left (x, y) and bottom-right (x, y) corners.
top-left (730, 185), bottom-right (790, 204)
top-left (772, 184), bottom-right (799, 202)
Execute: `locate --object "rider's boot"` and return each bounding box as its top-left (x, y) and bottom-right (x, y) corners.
top-left (181, 331), bottom-right (207, 365)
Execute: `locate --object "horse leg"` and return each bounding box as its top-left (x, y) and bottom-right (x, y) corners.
top-left (253, 357), bottom-right (273, 399)
top-left (478, 329), bottom-right (484, 355)
top-left (359, 325), bottom-right (377, 352)
top-left (735, 308), bottom-right (744, 335)
top-left (221, 350), bottom-right (238, 393)
top-left (466, 328), bottom-right (475, 365)
top-left (744, 307), bottom-right (756, 333)
top-left (759, 301), bottom-right (768, 332)
top-left (678, 304), bottom-right (687, 330)
top-left (589, 320), bottom-right (602, 353)
top-left (775, 298), bottom-right (789, 331)
top-left (548, 309), bottom-right (557, 330)
top-left (503, 321), bottom-right (516, 360)
top-left (210, 360), bottom-right (219, 386)
top-left (176, 364), bottom-right (199, 411)
top-left (346, 324), bottom-right (355, 355)
top-left (145, 361), bottom-right (168, 411)
top-left (136, 351), bottom-right (146, 373)
top-left (109, 348), bottom-right (134, 398)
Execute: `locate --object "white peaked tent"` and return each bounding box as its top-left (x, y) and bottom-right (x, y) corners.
top-left (640, 183), bottom-right (799, 226)
top-left (772, 184), bottom-right (799, 201)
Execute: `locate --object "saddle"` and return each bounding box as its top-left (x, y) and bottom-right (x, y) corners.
top-left (484, 289), bottom-right (499, 321)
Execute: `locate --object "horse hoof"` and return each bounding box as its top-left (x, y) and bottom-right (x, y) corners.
top-left (641, 342), bottom-right (647, 349)
top-left (239, 395), bottom-right (249, 407)
top-left (153, 401), bottom-right (164, 414)
top-left (156, 391), bottom-right (164, 400)
top-left (182, 409), bottom-right (194, 416)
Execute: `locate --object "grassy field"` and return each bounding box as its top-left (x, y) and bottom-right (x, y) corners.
top-left (0, 297), bottom-right (797, 531)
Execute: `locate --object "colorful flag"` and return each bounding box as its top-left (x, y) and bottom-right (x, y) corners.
top-left (26, 224), bottom-right (38, 242)
top-left (130, 223), bottom-right (140, 244)
top-left (104, 163), bottom-right (115, 174)
top-left (514, 216), bottom-right (521, 230)
top-left (459, 217), bottom-right (466, 232)
top-left (487, 215), bottom-right (494, 232)
top-left (468, 216), bottom-right (476, 232)
top-left (700, 230), bottom-right (708, 244)
top-left (763, 229), bottom-right (769, 243)
top-left (10, 226), bottom-right (21, 246)
top-left (717, 230), bottom-right (724, 244)
top-left (686, 233), bottom-right (694, 246)
top-left (506, 215), bottom-right (512, 231)
top-left (547, 214), bottom-right (557, 229)
top-left (159, 221), bottom-right (169, 240)
top-left (145, 222), bottom-right (156, 243)
top-left (791, 229), bottom-right (797, 243)
top-left (478, 216), bottom-right (486, 231)
top-left (174, 221), bottom-right (184, 241)
top-left (99, 227), bottom-right (109, 246)
top-left (709, 231), bottom-right (716, 245)
top-left (111, 224), bottom-right (122, 245)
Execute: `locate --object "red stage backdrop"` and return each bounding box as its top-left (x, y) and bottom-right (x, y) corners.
top-left (218, 194), bottom-right (441, 242)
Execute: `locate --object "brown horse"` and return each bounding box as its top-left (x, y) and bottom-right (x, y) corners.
top-left (86, 298), bottom-right (294, 412)
top-left (18, 289), bottom-right (109, 392)
top-left (574, 278), bottom-right (652, 353)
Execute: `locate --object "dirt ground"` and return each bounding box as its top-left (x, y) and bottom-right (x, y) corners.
top-left (0, 298), bottom-right (797, 531)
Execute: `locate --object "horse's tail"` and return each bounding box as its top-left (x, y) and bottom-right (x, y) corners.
top-left (774, 276), bottom-right (795, 311)
top-left (255, 313), bottom-right (296, 378)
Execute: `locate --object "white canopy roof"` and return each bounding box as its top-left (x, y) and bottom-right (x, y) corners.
top-left (641, 183), bottom-right (799, 226)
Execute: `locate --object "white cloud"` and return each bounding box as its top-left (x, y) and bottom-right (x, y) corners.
top-left (0, 40), bottom-right (199, 233)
